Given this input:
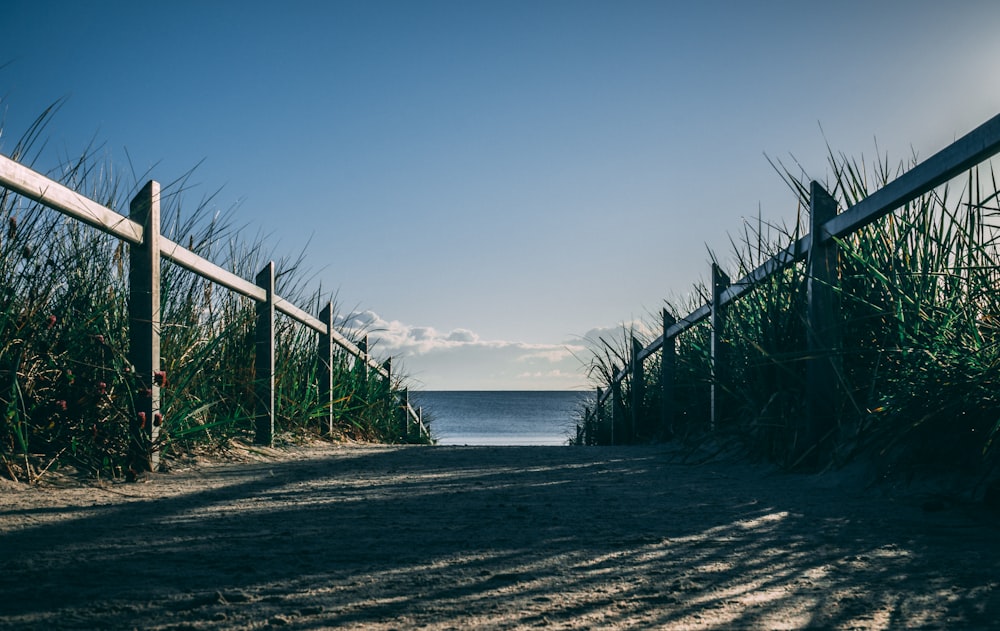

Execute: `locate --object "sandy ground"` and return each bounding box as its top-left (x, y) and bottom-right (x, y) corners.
top-left (0, 442), bottom-right (998, 630)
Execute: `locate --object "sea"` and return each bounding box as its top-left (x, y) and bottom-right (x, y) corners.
top-left (408, 391), bottom-right (592, 446)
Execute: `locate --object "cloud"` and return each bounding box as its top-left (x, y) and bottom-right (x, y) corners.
top-left (336, 309), bottom-right (591, 390)
top-left (517, 348), bottom-right (579, 363)
top-left (579, 319), bottom-right (658, 344)
top-left (515, 369), bottom-right (574, 380)
top-left (340, 309), bottom-right (580, 357)
top-left (339, 310), bottom-right (473, 354)
top-left (446, 329), bottom-right (479, 343)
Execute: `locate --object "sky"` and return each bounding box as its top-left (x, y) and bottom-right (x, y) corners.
top-left (3, 1), bottom-right (1000, 390)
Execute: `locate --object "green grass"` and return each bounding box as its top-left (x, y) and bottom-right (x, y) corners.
top-left (0, 105), bottom-right (428, 482)
top-left (580, 145), bottom-right (1000, 481)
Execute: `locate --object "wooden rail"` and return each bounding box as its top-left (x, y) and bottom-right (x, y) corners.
top-left (588, 112), bottom-right (1000, 456)
top-left (0, 154), bottom-right (397, 468)
top-left (398, 389), bottom-right (431, 442)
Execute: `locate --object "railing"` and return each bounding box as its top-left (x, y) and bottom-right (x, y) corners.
top-left (398, 389), bottom-right (430, 442)
top-left (0, 155), bottom-right (426, 469)
top-left (585, 113), bottom-right (1000, 455)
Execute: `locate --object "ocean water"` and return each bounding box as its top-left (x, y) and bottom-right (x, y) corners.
top-left (409, 391), bottom-right (590, 446)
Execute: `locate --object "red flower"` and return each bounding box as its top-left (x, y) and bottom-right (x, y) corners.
top-left (153, 370), bottom-right (167, 387)
top-left (97, 382), bottom-right (107, 395)
top-left (55, 400), bottom-right (67, 411)
top-left (153, 413), bottom-right (163, 427)
top-left (46, 315), bottom-right (57, 330)
top-left (94, 334), bottom-right (105, 346)
top-left (137, 411), bottom-right (147, 429)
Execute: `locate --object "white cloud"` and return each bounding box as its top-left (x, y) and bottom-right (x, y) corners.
top-left (336, 309), bottom-right (591, 390)
top-left (341, 309), bottom-right (579, 356)
top-left (580, 319), bottom-right (658, 344)
top-left (446, 328), bottom-right (479, 343)
top-left (516, 369), bottom-right (574, 380)
top-left (517, 348), bottom-right (580, 363)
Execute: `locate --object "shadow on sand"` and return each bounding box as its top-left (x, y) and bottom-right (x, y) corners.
top-left (0, 445), bottom-right (997, 629)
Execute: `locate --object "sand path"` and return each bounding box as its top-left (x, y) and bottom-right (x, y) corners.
top-left (1, 443), bottom-right (998, 630)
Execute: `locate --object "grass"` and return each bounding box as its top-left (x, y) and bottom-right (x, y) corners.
top-left (0, 105), bottom-right (429, 482)
top-left (579, 144), bottom-right (1000, 483)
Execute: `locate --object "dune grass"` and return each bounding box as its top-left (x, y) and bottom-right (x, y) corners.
top-left (0, 106), bottom-right (427, 482)
top-left (580, 147), bottom-right (1000, 480)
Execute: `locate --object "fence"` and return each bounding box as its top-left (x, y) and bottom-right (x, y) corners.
top-left (0, 155), bottom-right (429, 471)
top-left (584, 112), bottom-right (1000, 458)
top-left (399, 388), bottom-right (430, 441)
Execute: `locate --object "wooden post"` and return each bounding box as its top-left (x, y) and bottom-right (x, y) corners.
top-left (660, 308), bottom-right (677, 439)
top-left (805, 181), bottom-right (841, 464)
top-left (595, 386), bottom-right (604, 445)
top-left (611, 372), bottom-right (624, 446)
top-left (254, 261), bottom-right (275, 446)
top-left (402, 388), bottom-right (410, 440)
top-left (318, 301), bottom-right (335, 436)
top-left (358, 335), bottom-right (369, 385)
top-left (383, 358), bottom-right (392, 401)
top-left (630, 336), bottom-right (645, 442)
top-left (128, 180), bottom-right (161, 474)
top-left (711, 262), bottom-right (730, 432)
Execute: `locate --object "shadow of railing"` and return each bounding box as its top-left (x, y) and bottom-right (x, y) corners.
top-left (1, 447), bottom-right (997, 629)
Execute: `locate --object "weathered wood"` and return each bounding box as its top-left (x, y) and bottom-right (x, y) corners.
top-left (396, 395), bottom-right (429, 442)
top-left (162, 244), bottom-right (384, 376)
top-left (401, 389), bottom-right (410, 440)
top-left (630, 336), bottom-right (645, 442)
top-left (636, 303), bottom-right (712, 366)
top-left (0, 151), bottom-right (402, 455)
top-left (721, 236), bottom-right (811, 305)
top-left (611, 371), bottom-right (625, 446)
top-left (0, 154), bottom-right (389, 377)
top-left (805, 181), bottom-right (841, 464)
top-left (254, 262), bottom-right (276, 446)
top-left (595, 387), bottom-right (605, 445)
top-left (358, 335), bottom-right (369, 385)
top-left (127, 181), bottom-right (161, 474)
top-left (821, 112), bottom-right (1000, 243)
top-left (660, 308), bottom-right (677, 439)
top-left (711, 263), bottom-right (731, 432)
top-left (0, 153), bottom-right (143, 244)
top-left (630, 114), bottom-right (1000, 371)
top-left (8, 109), bottom-right (1000, 457)
top-left (318, 301), bottom-right (335, 436)
top-left (159, 237), bottom-right (265, 302)
top-left (276, 296), bottom-right (383, 372)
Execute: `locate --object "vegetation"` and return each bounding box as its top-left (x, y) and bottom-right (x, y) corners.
top-left (0, 106), bottom-right (428, 483)
top-left (579, 146), bottom-right (1000, 483)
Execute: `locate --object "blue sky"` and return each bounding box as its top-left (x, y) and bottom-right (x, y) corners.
top-left (3, 1), bottom-right (1000, 390)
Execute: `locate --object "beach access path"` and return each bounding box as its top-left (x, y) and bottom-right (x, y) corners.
top-left (1, 442), bottom-right (998, 630)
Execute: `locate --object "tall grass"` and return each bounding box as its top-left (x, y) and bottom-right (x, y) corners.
top-left (0, 107), bottom-right (426, 482)
top-left (581, 147), bottom-right (1000, 479)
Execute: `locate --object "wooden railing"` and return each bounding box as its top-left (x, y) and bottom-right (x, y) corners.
top-left (585, 113), bottom-right (1000, 455)
top-left (398, 389), bottom-right (430, 442)
top-left (0, 155), bottom-right (424, 469)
